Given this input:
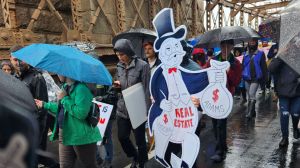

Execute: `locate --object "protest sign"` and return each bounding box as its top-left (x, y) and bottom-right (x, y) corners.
top-left (92, 100), bottom-right (113, 145)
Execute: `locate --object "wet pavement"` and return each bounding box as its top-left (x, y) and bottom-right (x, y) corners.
top-left (47, 91), bottom-right (300, 168)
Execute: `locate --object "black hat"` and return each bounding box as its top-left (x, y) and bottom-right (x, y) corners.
top-left (153, 8), bottom-right (186, 51)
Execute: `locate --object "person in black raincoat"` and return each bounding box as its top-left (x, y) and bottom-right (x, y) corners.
top-left (11, 46), bottom-right (58, 167)
top-left (113, 39), bottom-right (151, 168)
top-left (269, 57), bottom-right (300, 147)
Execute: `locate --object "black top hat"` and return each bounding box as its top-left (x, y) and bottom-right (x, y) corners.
top-left (153, 8), bottom-right (186, 51)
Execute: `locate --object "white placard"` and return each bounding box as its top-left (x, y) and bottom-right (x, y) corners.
top-left (92, 100), bottom-right (113, 145)
top-left (122, 82), bottom-right (148, 129)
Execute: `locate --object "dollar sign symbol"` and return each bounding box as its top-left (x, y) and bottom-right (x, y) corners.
top-left (212, 89), bottom-right (219, 103)
top-left (163, 114), bottom-right (168, 124)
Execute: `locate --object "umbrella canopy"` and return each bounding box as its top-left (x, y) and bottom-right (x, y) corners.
top-left (12, 44), bottom-right (112, 85)
top-left (258, 17), bottom-right (280, 43)
top-left (112, 28), bottom-right (156, 59)
top-left (197, 26), bottom-right (261, 48)
top-left (187, 35), bottom-right (203, 47)
top-left (279, 0), bottom-right (300, 48)
top-left (0, 71), bottom-right (38, 168)
top-left (277, 0), bottom-right (300, 75)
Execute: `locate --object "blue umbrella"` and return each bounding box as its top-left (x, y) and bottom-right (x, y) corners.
top-left (12, 44), bottom-right (112, 85)
top-left (187, 35), bottom-right (203, 47)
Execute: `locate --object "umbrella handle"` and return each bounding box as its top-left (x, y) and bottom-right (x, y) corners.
top-left (210, 60), bottom-right (230, 70)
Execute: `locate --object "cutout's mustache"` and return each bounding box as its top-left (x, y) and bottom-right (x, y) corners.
top-left (171, 50), bottom-right (186, 57)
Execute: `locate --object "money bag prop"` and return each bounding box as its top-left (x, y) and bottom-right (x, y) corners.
top-left (200, 61), bottom-right (233, 119)
top-left (148, 8), bottom-right (233, 168)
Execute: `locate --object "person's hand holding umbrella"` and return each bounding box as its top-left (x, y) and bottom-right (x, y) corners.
top-left (35, 90), bottom-right (66, 109)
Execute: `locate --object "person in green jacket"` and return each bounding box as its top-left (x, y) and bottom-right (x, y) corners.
top-left (35, 75), bottom-right (101, 168)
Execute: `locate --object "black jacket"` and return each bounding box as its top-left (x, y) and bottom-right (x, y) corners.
top-left (114, 39), bottom-right (151, 119)
top-left (269, 58), bottom-right (300, 98)
top-left (20, 68), bottom-right (48, 121)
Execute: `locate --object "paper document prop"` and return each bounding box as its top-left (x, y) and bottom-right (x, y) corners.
top-left (148, 8), bottom-right (233, 168)
top-left (92, 100), bottom-right (113, 145)
top-left (122, 83), bottom-right (148, 129)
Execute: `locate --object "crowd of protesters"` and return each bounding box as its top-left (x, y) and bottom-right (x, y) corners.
top-left (1, 35), bottom-right (299, 168)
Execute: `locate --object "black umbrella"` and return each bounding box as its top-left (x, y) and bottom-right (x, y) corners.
top-left (277, 0), bottom-right (300, 75)
top-left (197, 26), bottom-right (261, 48)
top-left (0, 71), bottom-right (38, 168)
top-left (112, 28), bottom-right (156, 59)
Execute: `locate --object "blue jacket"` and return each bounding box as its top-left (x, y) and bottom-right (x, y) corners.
top-left (148, 66), bottom-right (209, 132)
top-left (242, 50), bottom-right (265, 81)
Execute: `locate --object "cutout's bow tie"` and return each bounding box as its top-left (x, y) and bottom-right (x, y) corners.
top-left (168, 68), bottom-right (177, 74)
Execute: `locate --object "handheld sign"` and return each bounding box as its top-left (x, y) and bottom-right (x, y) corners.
top-left (122, 83), bottom-right (148, 129)
top-left (92, 100), bottom-right (113, 145)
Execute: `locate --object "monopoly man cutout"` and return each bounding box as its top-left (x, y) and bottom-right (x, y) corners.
top-left (148, 8), bottom-right (233, 168)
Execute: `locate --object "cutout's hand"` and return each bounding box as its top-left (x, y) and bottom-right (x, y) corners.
top-left (207, 60), bottom-right (229, 83)
top-left (207, 69), bottom-right (225, 83)
top-left (160, 99), bottom-right (172, 112)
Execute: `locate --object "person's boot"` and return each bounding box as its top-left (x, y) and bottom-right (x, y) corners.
top-left (251, 100), bottom-right (256, 118)
top-left (246, 101), bottom-right (251, 118)
top-left (246, 100), bottom-right (256, 119)
top-left (138, 163), bottom-right (145, 168)
top-left (130, 156), bottom-right (138, 168)
top-left (279, 137), bottom-right (289, 147)
top-left (210, 151), bottom-right (226, 163)
top-left (292, 116), bottom-right (300, 139)
top-left (240, 98), bottom-right (247, 105)
top-left (293, 129), bottom-right (299, 139)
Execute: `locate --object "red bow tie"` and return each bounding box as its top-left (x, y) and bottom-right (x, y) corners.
top-left (168, 68), bottom-right (177, 74)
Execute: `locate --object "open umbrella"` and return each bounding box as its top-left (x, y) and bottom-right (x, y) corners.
top-left (277, 0), bottom-right (300, 75)
top-left (12, 44), bottom-right (112, 85)
top-left (0, 71), bottom-right (38, 168)
top-left (187, 35), bottom-right (203, 47)
top-left (279, 0), bottom-right (300, 48)
top-left (112, 28), bottom-right (156, 59)
top-left (258, 17), bottom-right (280, 43)
top-left (197, 26), bottom-right (261, 48)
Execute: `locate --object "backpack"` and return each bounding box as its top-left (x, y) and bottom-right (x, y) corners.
top-left (86, 102), bottom-right (100, 127)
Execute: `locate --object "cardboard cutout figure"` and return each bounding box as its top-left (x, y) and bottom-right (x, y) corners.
top-left (148, 8), bottom-right (233, 168)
